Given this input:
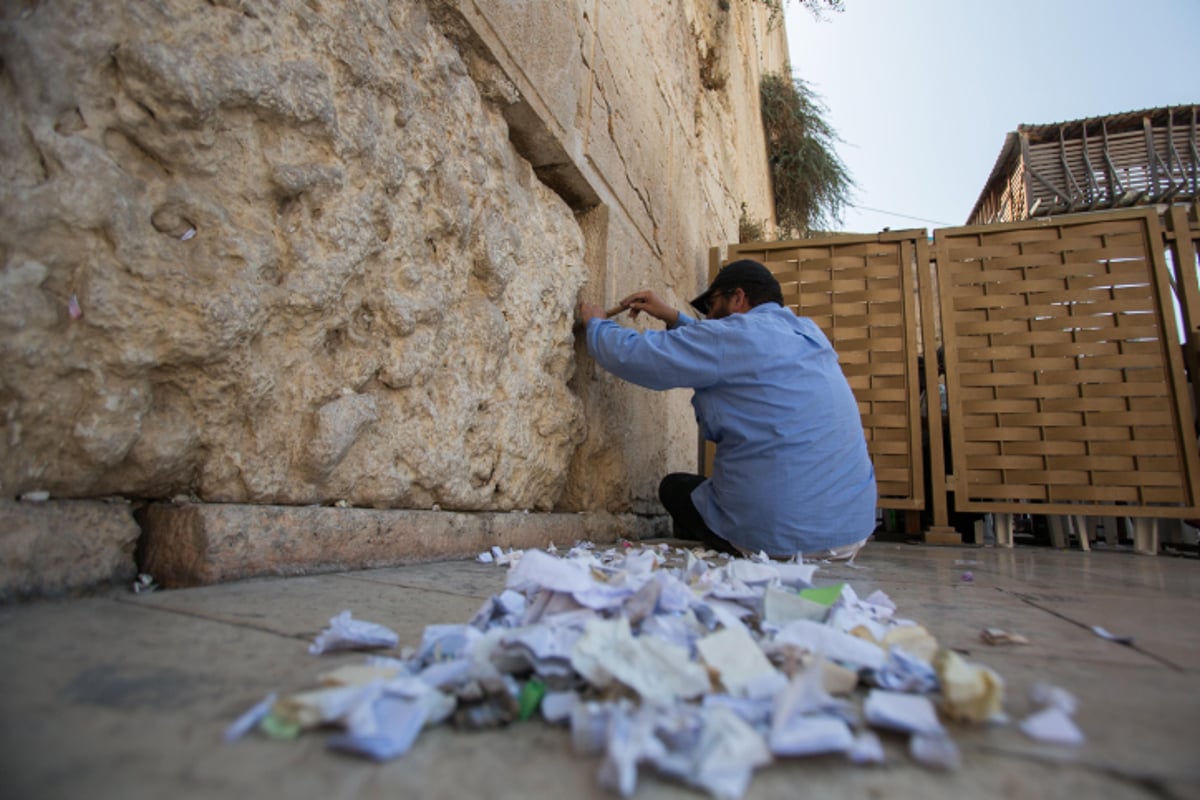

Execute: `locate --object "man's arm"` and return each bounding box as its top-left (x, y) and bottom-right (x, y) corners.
top-left (584, 314), bottom-right (720, 391)
top-left (618, 290), bottom-right (681, 327)
top-left (580, 290), bottom-right (683, 328)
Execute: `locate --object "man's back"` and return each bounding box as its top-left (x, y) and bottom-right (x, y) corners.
top-left (586, 301), bottom-right (877, 555)
top-left (686, 304), bottom-right (876, 555)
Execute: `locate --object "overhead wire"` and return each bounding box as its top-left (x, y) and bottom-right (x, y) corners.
top-left (848, 204), bottom-right (956, 227)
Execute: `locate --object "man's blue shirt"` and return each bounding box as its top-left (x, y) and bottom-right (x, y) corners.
top-left (586, 303), bottom-right (876, 555)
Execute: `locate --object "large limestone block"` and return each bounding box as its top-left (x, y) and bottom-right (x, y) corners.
top-left (0, 499), bottom-right (140, 600)
top-left (464, 0), bottom-right (587, 144)
top-left (0, 0), bottom-right (585, 511)
top-left (138, 502), bottom-right (668, 587)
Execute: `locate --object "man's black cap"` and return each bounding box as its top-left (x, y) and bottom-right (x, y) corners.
top-left (689, 259), bottom-right (781, 315)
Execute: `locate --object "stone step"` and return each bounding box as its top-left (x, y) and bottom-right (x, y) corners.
top-left (0, 498), bottom-right (140, 601)
top-left (138, 502), bottom-right (667, 588)
top-left (2, 500), bottom-right (667, 597)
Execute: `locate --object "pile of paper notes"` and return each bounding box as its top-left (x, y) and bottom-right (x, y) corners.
top-left (225, 542), bottom-right (1084, 798)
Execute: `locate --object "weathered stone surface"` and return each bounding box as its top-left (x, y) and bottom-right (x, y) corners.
top-left (0, 499), bottom-right (140, 599)
top-left (0, 0), bottom-right (587, 511)
top-left (518, 0), bottom-right (782, 513)
top-left (0, 0), bottom-right (784, 545)
top-left (138, 501), bottom-right (668, 587)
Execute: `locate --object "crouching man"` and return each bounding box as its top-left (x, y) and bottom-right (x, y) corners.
top-left (578, 259), bottom-right (876, 561)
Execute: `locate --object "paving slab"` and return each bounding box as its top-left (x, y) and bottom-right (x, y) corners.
top-left (998, 590), bottom-right (1200, 671)
top-left (0, 598), bottom-right (327, 800)
top-left (822, 544), bottom-right (1200, 599)
top-left (861, 582), bottom-right (1159, 668)
top-left (129, 571), bottom-right (488, 646)
top-left (816, 546), bottom-right (1184, 668)
top-left (1, 540), bottom-right (1197, 800)
top-left (966, 653), bottom-right (1200, 782)
top-left (335, 560), bottom-right (508, 599)
top-left (347, 726), bottom-right (1167, 800)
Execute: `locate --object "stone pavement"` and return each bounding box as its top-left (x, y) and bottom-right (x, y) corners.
top-left (1, 542), bottom-right (1198, 800)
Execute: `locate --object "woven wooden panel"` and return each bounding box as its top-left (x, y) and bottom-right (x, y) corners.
top-left (1167, 203), bottom-right (1200, 405)
top-left (727, 233), bottom-right (925, 508)
top-left (935, 209), bottom-right (1200, 515)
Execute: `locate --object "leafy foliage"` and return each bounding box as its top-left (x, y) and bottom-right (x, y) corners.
top-left (759, 72), bottom-right (854, 237)
top-left (738, 203), bottom-right (767, 243)
top-left (754, 0), bottom-right (846, 29)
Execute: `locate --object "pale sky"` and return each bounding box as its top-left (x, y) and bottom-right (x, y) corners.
top-left (784, 0), bottom-right (1200, 234)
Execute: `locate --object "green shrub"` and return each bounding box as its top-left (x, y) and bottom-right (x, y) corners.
top-left (738, 203), bottom-right (767, 243)
top-left (759, 71), bottom-right (854, 237)
top-left (754, 0), bottom-right (846, 30)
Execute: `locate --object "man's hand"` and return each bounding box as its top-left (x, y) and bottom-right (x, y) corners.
top-left (619, 290), bottom-right (679, 326)
top-left (577, 301), bottom-right (606, 327)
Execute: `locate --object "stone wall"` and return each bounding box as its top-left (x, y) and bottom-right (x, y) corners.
top-left (0, 1), bottom-right (784, 522)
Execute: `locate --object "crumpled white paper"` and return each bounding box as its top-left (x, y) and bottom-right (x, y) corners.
top-left (223, 692), bottom-right (277, 742)
top-left (274, 680), bottom-right (385, 731)
top-left (872, 646), bottom-right (939, 693)
top-left (909, 731), bottom-right (961, 770)
top-left (1029, 681), bottom-right (1078, 715)
top-left (571, 616), bottom-right (711, 702)
top-left (627, 704), bottom-right (772, 800)
top-left (847, 729), bottom-right (885, 764)
top-left (761, 585), bottom-right (829, 626)
top-left (1019, 706), bottom-right (1085, 745)
top-left (774, 619), bottom-right (887, 671)
top-left (541, 690), bottom-right (580, 723)
top-left (1020, 681), bottom-right (1084, 744)
top-left (675, 705), bottom-right (772, 800)
top-left (232, 541), bottom-right (1028, 798)
top-left (696, 624), bottom-right (779, 697)
top-left (773, 661), bottom-right (849, 723)
top-left (507, 549), bottom-right (637, 610)
top-left (769, 713), bottom-right (854, 757)
top-left (863, 689), bottom-right (945, 736)
top-left (328, 696), bottom-right (428, 760)
top-left (1090, 625), bottom-right (1134, 644)
top-left (308, 611), bottom-right (399, 655)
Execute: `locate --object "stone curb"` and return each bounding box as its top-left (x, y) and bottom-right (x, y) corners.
top-left (0, 499), bottom-right (140, 601)
top-left (138, 502), bottom-right (670, 588)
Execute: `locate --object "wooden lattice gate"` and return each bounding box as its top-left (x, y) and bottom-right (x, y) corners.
top-left (714, 204), bottom-right (1200, 549)
top-left (935, 209), bottom-right (1199, 516)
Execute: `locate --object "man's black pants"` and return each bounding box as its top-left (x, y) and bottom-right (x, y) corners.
top-left (657, 472), bottom-right (739, 555)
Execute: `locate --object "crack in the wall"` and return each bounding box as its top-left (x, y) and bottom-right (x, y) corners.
top-left (583, 64), bottom-right (662, 257)
top-left (626, 174), bottom-right (662, 257)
